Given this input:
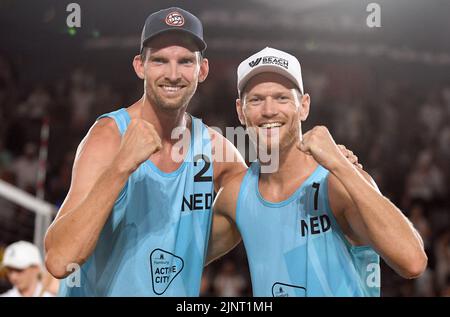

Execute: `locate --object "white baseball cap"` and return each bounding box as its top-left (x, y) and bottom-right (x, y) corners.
top-left (2, 241), bottom-right (43, 270)
top-left (237, 47), bottom-right (304, 96)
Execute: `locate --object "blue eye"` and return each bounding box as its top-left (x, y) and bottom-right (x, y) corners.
top-left (151, 58), bottom-right (165, 64)
top-left (277, 95), bottom-right (290, 103)
top-left (248, 98), bottom-right (261, 105)
top-left (180, 59), bottom-right (194, 65)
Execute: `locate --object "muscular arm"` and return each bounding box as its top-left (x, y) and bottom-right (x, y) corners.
top-left (329, 162), bottom-right (427, 279)
top-left (45, 116), bottom-right (161, 278)
top-left (300, 126), bottom-right (427, 279)
top-left (206, 187), bottom-right (242, 266)
top-left (206, 171), bottom-right (246, 265)
top-left (44, 119), bottom-right (129, 278)
top-left (206, 129), bottom-right (247, 265)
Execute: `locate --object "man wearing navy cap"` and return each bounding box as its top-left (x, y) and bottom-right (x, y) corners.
top-left (44, 8), bottom-right (360, 297)
top-left (44, 7), bottom-right (246, 296)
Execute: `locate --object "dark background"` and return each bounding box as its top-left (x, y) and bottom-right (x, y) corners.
top-left (0, 0), bottom-right (449, 296)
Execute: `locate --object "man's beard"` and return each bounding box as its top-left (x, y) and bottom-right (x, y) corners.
top-left (146, 80), bottom-right (197, 111)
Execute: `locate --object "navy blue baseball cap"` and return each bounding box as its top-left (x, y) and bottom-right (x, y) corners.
top-left (140, 7), bottom-right (207, 54)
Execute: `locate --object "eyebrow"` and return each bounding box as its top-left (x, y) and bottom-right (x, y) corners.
top-left (148, 53), bottom-right (198, 63)
top-left (246, 91), bottom-right (292, 99)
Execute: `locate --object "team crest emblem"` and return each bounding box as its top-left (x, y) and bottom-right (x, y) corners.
top-left (165, 12), bottom-right (185, 26)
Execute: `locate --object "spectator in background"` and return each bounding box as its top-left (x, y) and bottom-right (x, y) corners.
top-left (10, 142), bottom-right (39, 192)
top-left (69, 68), bottom-right (96, 130)
top-left (440, 277), bottom-right (450, 297)
top-left (0, 241), bottom-right (54, 297)
top-left (48, 150), bottom-right (75, 206)
top-left (404, 148), bottom-right (445, 206)
top-left (199, 266), bottom-right (213, 297)
top-left (0, 137), bottom-right (12, 172)
top-left (16, 85), bottom-right (51, 120)
top-left (419, 99), bottom-right (444, 143)
top-left (434, 230), bottom-right (450, 294)
top-left (409, 204), bottom-right (432, 250)
top-left (438, 124), bottom-right (450, 159)
top-left (213, 260), bottom-right (247, 297)
top-left (413, 266), bottom-right (435, 297)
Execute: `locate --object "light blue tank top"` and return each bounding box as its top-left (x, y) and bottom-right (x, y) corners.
top-left (59, 108), bottom-right (214, 296)
top-left (236, 162), bottom-right (380, 297)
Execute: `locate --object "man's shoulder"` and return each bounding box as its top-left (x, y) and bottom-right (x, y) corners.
top-left (74, 117), bottom-right (122, 162)
top-left (86, 117), bottom-right (121, 144)
top-left (94, 115), bottom-right (121, 133)
top-left (215, 170), bottom-right (247, 219)
top-left (0, 288), bottom-right (20, 297)
top-left (228, 169), bottom-right (248, 187)
top-left (220, 170), bottom-right (248, 200)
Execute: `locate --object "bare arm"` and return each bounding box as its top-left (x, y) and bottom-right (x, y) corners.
top-left (206, 175), bottom-right (245, 266)
top-left (206, 197), bottom-right (241, 266)
top-left (330, 165), bottom-right (427, 279)
top-left (299, 126), bottom-right (427, 279)
top-left (44, 118), bottom-right (161, 278)
top-left (206, 129), bottom-right (247, 265)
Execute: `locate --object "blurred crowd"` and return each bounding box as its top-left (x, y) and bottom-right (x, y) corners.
top-left (0, 51), bottom-right (448, 296)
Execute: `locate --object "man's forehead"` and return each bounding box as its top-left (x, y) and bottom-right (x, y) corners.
top-left (145, 32), bottom-right (199, 53)
top-left (244, 73), bottom-right (297, 95)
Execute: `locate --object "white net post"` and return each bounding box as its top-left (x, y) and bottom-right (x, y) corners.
top-left (34, 116), bottom-right (51, 255)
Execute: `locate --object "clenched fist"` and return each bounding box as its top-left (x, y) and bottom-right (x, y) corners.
top-left (297, 126), bottom-right (360, 172)
top-left (114, 119), bottom-right (162, 173)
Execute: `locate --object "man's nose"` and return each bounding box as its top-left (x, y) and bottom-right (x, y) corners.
top-left (165, 61), bottom-right (181, 83)
top-left (8, 271), bottom-right (18, 282)
top-left (261, 98), bottom-right (279, 117)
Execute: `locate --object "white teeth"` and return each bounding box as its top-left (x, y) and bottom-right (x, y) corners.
top-left (161, 86), bottom-right (181, 92)
top-left (259, 122), bottom-right (283, 128)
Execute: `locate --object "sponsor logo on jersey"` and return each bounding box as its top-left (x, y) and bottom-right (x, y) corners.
top-left (150, 249), bottom-right (184, 295)
top-left (272, 282), bottom-right (306, 297)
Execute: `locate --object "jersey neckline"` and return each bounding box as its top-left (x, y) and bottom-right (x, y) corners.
top-left (255, 162), bottom-right (322, 208)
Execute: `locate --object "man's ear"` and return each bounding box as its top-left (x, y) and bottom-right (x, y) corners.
top-left (299, 93), bottom-right (311, 122)
top-left (236, 98), bottom-right (246, 126)
top-left (198, 58), bottom-right (209, 83)
top-left (133, 55), bottom-right (145, 80)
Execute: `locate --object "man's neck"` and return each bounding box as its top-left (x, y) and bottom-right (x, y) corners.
top-left (259, 143), bottom-right (318, 186)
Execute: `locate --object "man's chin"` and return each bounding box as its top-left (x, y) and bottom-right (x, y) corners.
top-left (156, 98), bottom-right (187, 111)
top-left (258, 139), bottom-right (280, 154)
top-left (155, 93), bottom-right (192, 111)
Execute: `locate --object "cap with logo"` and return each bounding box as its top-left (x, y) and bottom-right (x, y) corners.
top-left (140, 7), bottom-right (207, 54)
top-left (2, 241), bottom-right (43, 270)
top-left (237, 47), bottom-right (304, 96)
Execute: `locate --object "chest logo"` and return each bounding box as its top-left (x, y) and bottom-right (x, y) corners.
top-left (272, 282), bottom-right (306, 297)
top-left (150, 249), bottom-right (184, 295)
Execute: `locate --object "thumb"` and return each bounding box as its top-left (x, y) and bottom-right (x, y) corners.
top-left (298, 130), bottom-right (311, 154)
top-left (297, 140), bottom-right (311, 155)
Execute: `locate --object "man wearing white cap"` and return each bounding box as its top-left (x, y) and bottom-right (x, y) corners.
top-left (206, 47), bottom-right (428, 296)
top-left (1, 241), bottom-right (54, 297)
